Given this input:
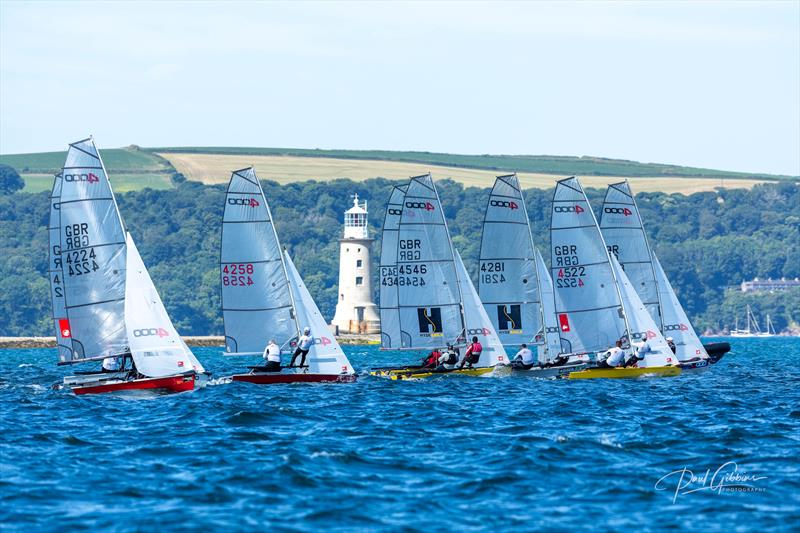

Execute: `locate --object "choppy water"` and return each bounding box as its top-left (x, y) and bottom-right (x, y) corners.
top-left (1, 338), bottom-right (799, 531)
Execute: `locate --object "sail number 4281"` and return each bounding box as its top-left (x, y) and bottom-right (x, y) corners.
top-left (222, 263), bottom-right (254, 286)
top-left (481, 261), bottom-right (506, 284)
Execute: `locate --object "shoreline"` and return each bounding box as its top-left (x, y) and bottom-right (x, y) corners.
top-left (0, 335), bottom-right (381, 349)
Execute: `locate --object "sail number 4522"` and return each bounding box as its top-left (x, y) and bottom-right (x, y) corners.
top-left (222, 263), bottom-right (254, 286)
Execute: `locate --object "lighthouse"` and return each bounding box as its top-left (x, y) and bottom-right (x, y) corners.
top-left (331, 194), bottom-right (380, 334)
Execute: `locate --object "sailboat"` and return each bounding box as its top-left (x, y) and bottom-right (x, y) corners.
top-left (547, 177), bottom-right (680, 379)
top-left (731, 305), bottom-right (774, 337)
top-left (478, 174), bottom-right (587, 377)
top-left (371, 173), bottom-right (508, 379)
top-left (599, 180), bottom-right (730, 365)
top-left (52, 137), bottom-right (206, 394)
top-left (220, 167), bottom-right (356, 384)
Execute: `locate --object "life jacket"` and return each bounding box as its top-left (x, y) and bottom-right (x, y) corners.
top-left (426, 351), bottom-right (440, 366)
top-left (444, 351), bottom-right (458, 364)
top-left (467, 342), bottom-right (482, 363)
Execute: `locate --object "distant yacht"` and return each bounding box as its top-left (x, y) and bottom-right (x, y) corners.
top-left (731, 305), bottom-right (776, 337)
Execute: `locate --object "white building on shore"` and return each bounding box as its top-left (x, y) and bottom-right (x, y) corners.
top-left (331, 194), bottom-right (380, 334)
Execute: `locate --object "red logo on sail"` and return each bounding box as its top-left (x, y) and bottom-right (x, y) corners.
top-left (558, 314), bottom-right (570, 332)
top-left (319, 336), bottom-right (332, 346)
top-left (59, 318), bottom-right (71, 338)
top-left (646, 330), bottom-right (657, 339)
top-left (177, 361), bottom-right (184, 367)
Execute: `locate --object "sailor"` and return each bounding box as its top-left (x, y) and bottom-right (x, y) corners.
top-left (666, 337), bottom-right (677, 354)
top-left (626, 340), bottom-right (651, 367)
top-left (290, 327), bottom-right (313, 367)
top-left (422, 349), bottom-right (441, 369)
top-left (101, 355), bottom-right (121, 373)
top-left (262, 339), bottom-right (282, 372)
top-left (511, 343), bottom-right (534, 370)
top-left (437, 344), bottom-right (459, 369)
top-left (597, 341), bottom-right (625, 368)
top-left (459, 337), bottom-right (483, 369)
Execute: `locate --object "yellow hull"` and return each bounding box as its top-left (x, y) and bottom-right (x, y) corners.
top-left (568, 366), bottom-right (681, 380)
top-left (389, 366), bottom-right (497, 380)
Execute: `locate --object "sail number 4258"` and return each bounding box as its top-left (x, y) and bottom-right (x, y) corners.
top-left (222, 263), bottom-right (254, 286)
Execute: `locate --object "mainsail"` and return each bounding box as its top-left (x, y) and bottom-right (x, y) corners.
top-left (57, 137), bottom-right (128, 362)
top-left (220, 167), bottom-right (296, 355)
top-left (378, 182), bottom-right (409, 349)
top-left (652, 254), bottom-right (708, 361)
top-left (550, 177), bottom-right (628, 354)
top-left (391, 174), bottom-right (464, 350)
top-left (454, 250), bottom-right (507, 366)
top-left (599, 181), bottom-right (662, 329)
top-left (284, 252), bottom-right (355, 376)
top-left (478, 174), bottom-right (542, 345)
top-left (534, 247), bottom-right (563, 363)
top-left (609, 256), bottom-right (677, 367)
top-left (48, 172), bottom-right (72, 362)
top-left (124, 233), bottom-right (205, 376)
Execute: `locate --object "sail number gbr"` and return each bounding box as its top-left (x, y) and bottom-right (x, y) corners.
top-left (480, 261), bottom-right (506, 284)
top-left (554, 245), bottom-right (585, 288)
top-left (381, 264), bottom-right (427, 287)
top-left (222, 263), bottom-right (254, 286)
top-left (63, 223), bottom-right (99, 276)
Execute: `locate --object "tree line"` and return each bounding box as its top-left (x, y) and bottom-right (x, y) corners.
top-left (0, 176), bottom-right (797, 336)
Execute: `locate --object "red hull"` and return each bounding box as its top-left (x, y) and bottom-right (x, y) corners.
top-left (72, 373), bottom-right (196, 395)
top-left (232, 372), bottom-right (357, 384)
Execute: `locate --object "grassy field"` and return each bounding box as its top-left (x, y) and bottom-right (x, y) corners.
top-left (1, 146), bottom-right (175, 193)
top-left (21, 173), bottom-right (174, 193)
top-left (153, 146), bottom-right (796, 181)
top-left (160, 152), bottom-right (771, 193)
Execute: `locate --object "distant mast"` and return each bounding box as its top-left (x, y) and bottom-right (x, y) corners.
top-left (331, 194), bottom-right (380, 334)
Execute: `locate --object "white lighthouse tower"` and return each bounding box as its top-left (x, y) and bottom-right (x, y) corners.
top-left (331, 194), bottom-right (380, 334)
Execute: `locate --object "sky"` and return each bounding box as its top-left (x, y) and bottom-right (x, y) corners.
top-left (1, 1), bottom-right (798, 175)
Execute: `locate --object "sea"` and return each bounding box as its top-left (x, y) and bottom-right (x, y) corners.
top-left (1, 338), bottom-right (798, 531)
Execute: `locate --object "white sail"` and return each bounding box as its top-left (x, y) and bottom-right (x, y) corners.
top-left (284, 252), bottom-right (354, 375)
top-left (220, 167), bottom-right (297, 355)
top-left (652, 254), bottom-right (708, 361)
top-left (124, 233), bottom-right (204, 377)
top-left (550, 177), bottom-right (628, 354)
top-left (478, 174), bottom-right (542, 345)
top-left (609, 255), bottom-right (677, 367)
top-left (57, 137), bottom-right (128, 362)
top-left (393, 174), bottom-right (463, 350)
top-left (599, 181), bottom-right (662, 329)
top-left (378, 183), bottom-right (408, 349)
top-left (48, 172), bottom-right (73, 362)
top-left (454, 250), bottom-right (507, 367)
top-left (534, 247), bottom-right (563, 364)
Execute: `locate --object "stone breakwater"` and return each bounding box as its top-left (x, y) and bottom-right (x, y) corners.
top-left (0, 335), bottom-right (380, 349)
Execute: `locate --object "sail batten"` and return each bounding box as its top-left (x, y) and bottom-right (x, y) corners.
top-left (478, 174), bottom-right (542, 346)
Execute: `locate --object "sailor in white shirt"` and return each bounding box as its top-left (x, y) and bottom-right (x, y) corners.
top-left (598, 341), bottom-right (625, 368)
top-left (262, 339), bottom-right (282, 372)
top-left (290, 327), bottom-right (313, 367)
top-left (511, 344), bottom-right (535, 370)
top-left (101, 356), bottom-right (121, 373)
